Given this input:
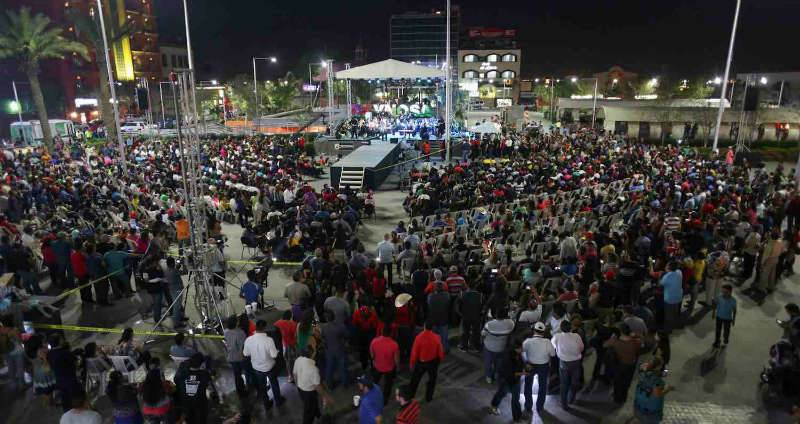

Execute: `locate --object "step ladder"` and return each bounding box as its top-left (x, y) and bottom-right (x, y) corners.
top-left (339, 167), bottom-right (365, 190)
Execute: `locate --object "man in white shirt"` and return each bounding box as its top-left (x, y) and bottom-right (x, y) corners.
top-left (243, 320), bottom-right (284, 412)
top-left (283, 186), bottom-right (296, 204)
top-left (293, 348), bottom-right (330, 424)
top-left (376, 233), bottom-right (396, 285)
top-left (60, 391), bottom-right (101, 424)
top-left (551, 320), bottom-right (584, 410)
top-left (521, 322), bottom-right (555, 413)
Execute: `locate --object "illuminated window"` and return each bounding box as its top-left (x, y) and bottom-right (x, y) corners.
top-left (501, 54), bottom-right (517, 62)
top-left (486, 54), bottom-right (499, 62)
top-left (463, 54), bottom-right (478, 63)
top-left (501, 70), bottom-right (516, 78)
top-left (485, 70), bottom-right (498, 79)
top-left (463, 70), bottom-right (478, 79)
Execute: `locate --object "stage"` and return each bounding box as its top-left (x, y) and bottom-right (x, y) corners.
top-left (329, 143), bottom-right (402, 190)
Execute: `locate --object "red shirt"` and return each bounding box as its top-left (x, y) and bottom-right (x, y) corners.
top-left (370, 336), bottom-right (399, 373)
top-left (394, 304), bottom-right (415, 327)
top-left (352, 306), bottom-right (378, 331)
top-left (410, 329), bottom-right (444, 368)
top-left (70, 251), bottom-right (88, 278)
top-left (274, 319), bottom-right (297, 348)
top-left (424, 281), bottom-right (448, 294)
top-left (372, 277), bottom-right (387, 299)
top-left (396, 400), bottom-right (421, 424)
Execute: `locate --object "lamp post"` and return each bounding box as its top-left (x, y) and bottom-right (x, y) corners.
top-left (444, 0), bottom-right (452, 162)
top-left (712, 0), bottom-right (742, 152)
top-left (94, 0), bottom-right (126, 174)
top-left (252, 56), bottom-right (278, 133)
top-left (10, 81), bottom-right (22, 122)
top-left (570, 77), bottom-right (599, 129)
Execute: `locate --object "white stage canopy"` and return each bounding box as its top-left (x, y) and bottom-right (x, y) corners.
top-left (335, 59), bottom-right (445, 80)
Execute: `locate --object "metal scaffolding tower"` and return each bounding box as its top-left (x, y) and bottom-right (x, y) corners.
top-left (345, 63), bottom-right (352, 119)
top-left (327, 59), bottom-right (335, 123)
top-left (149, 70), bottom-right (227, 337)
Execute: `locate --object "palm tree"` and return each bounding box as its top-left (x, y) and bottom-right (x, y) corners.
top-left (0, 7), bottom-right (89, 151)
top-left (68, 4), bottom-right (133, 142)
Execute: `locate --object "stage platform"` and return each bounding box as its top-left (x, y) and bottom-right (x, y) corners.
top-left (330, 143), bottom-right (401, 190)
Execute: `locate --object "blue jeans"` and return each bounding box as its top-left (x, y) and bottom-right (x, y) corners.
top-left (559, 359), bottom-right (581, 405)
top-left (523, 364), bottom-right (550, 411)
top-left (252, 368), bottom-right (284, 412)
top-left (491, 375), bottom-right (522, 420)
top-left (170, 288), bottom-right (183, 324)
top-left (230, 361), bottom-right (246, 394)
top-left (484, 349), bottom-right (504, 381)
top-left (151, 291), bottom-right (163, 324)
top-left (324, 350), bottom-right (349, 389)
top-left (433, 324), bottom-right (449, 353)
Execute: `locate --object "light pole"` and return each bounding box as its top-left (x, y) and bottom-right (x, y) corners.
top-left (570, 77), bottom-right (599, 129)
top-left (444, 0), bottom-right (452, 162)
top-left (712, 0), bottom-right (742, 152)
top-left (94, 0), bottom-right (126, 174)
top-left (10, 81), bottom-right (23, 122)
top-left (252, 56), bottom-right (277, 133)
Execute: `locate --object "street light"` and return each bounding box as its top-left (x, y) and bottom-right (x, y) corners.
top-left (714, 76), bottom-right (723, 85)
top-left (571, 76), bottom-right (600, 129)
top-left (759, 76), bottom-right (768, 85)
top-left (252, 56), bottom-right (278, 132)
top-left (712, 0), bottom-right (741, 152)
top-left (570, 77), bottom-right (578, 83)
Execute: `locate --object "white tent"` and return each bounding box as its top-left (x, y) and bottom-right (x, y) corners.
top-left (469, 122), bottom-right (502, 134)
top-left (335, 59), bottom-right (445, 80)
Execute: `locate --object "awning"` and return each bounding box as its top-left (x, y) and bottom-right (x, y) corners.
top-left (335, 59), bottom-right (445, 80)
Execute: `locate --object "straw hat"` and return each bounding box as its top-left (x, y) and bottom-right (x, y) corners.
top-left (395, 293), bottom-right (412, 308)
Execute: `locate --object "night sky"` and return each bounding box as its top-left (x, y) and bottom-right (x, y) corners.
top-left (144, 0), bottom-right (800, 80)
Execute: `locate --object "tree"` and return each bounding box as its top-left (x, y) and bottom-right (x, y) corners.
top-left (226, 74), bottom-right (255, 118)
top-left (674, 77), bottom-right (714, 99)
top-left (0, 7), bottom-right (88, 150)
top-left (262, 72), bottom-right (300, 113)
top-left (68, 4), bottom-right (133, 142)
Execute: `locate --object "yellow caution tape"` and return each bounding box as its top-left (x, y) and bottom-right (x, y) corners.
top-left (32, 323), bottom-right (224, 339)
top-left (56, 270), bottom-right (124, 301)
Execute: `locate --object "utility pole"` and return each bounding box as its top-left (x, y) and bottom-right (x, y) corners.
top-left (444, 0), bottom-right (452, 162)
top-left (11, 81), bottom-right (22, 122)
top-left (712, 0), bottom-right (742, 152)
top-left (95, 0), bottom-right (126, 174)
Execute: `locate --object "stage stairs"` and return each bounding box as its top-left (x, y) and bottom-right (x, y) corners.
top-left (339, 167), bottom-right (365, 190)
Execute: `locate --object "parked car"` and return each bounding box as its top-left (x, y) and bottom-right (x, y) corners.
top-left (119, 121), bottom-right (148, 133)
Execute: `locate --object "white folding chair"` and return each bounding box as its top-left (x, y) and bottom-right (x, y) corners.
top-left (108, 355), bottom-right (142, 384)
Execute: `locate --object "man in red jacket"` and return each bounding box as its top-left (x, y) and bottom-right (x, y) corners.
top-left (409, 320), bottom-right (445, 402)
top-left (70, 241), bottom-right (93, 303)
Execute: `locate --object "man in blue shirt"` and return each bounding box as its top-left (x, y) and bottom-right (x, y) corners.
top-left (239, 270), bottom-right (263, 306)
top-left (357, 375), bottom-right (383, 424)
top-left (713, 284), bottom-right (737, 348)
top-left (659, 261), bottom-right (683, 333)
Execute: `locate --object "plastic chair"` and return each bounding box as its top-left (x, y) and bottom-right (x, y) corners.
top-left (108, 355), bottom-right (141, 384)
top-left (84, 357), bottom-right (111, 401)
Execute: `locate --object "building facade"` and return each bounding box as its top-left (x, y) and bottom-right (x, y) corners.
top-left (457, 28), bottom-right (520, 107)
top-left (159, 44), bottom-right (189, 79)
top-left (2, 0), bottom-right (162, 125)
top-left (390, 7), bottom-right (460, 67)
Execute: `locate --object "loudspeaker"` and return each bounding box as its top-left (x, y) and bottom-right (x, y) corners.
top-left (744, 87), bottom-right (759, 111)
top-left (733, 151), bottom-right (762, 166)
top-left (136, 88), bottom-right (149, 110)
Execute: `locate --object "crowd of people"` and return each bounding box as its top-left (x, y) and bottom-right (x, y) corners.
top-left (1, 121), bottom-right (800, 424)
top-left (335, 114), bottom-right (444, 141)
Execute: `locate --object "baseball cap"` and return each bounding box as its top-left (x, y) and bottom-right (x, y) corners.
top-left (356, 375), bottom-right (373, 386)
top-left (534, 322), bottom-right (546, 332)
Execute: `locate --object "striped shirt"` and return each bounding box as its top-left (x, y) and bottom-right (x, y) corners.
top-left (396, 400), bottom-right (421, 424)
top-left (663, 216), bottom-right (681, 233)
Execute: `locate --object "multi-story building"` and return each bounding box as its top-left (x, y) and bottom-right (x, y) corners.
top-left (390, 7), bottom-right (460, 67)
top-left (457, 27), bottom-right (520, 107)
top-left (159, 44), bottom-right (189, 79)
top-left (2, 0), bottom-right (162, 124)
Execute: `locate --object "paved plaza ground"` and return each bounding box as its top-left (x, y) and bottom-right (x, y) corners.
top-left (1, 165), bottom-right (798, 424)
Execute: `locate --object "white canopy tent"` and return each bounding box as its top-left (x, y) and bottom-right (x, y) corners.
top-left (334, 59), bottom-right (445, 80)
top-left (469, 122), bottom-right (502, 134)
